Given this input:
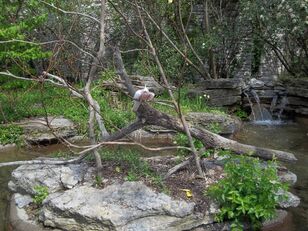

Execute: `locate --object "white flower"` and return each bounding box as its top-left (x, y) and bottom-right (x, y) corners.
top-left (168, 0), bottom-right (173, 3)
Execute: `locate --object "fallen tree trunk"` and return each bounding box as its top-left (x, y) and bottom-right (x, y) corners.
top-left (0, 102), bottom-right (296, 168)
top-left (136, 103), bottom-right (297, 163)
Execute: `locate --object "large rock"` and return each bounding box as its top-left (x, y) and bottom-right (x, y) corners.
top-left (187, 79), bottom-right (243, 107)
top-left (8, 163), bottom-right (93, 195)
top-left (288, 96), bottom-right (308, 107)
top-left (197, 79), bottom-right (244, 89)
top-left (278, 191), bottom-right (301, 209)
top-left (187, 89), bottom-right (242, 106)
top-left (10, 194), bottom-right (46, 231)
top-left (19, 116), bottom-right (77, 144)
top-left (9, 164), bottom-right (218, 231)
top-left (287, 87), bottom-right (308, 98)
top-left (39, 182), bottom-right (199, 230)
top-left (249, 78), bottom-right (264, 89)
top-left (186, 112), bottom-right (241, 136)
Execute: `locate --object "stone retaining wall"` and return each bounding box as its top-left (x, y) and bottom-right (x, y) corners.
top-left (186, 78), bottom-right (308, 118)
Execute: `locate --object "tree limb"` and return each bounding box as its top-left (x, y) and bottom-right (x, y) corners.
top-left (135, 103), bottom-right (297, 163)
top-left (40, 0), bottom-right (100, 24)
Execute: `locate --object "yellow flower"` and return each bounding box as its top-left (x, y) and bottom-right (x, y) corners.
top-left (181, 189), bottom-right (193, 198)
top-left (168, 0), bottom-right (173, 4)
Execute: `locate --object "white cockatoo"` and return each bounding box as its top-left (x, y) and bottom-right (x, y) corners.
top-left (133, 85), bottom-right (155, 111)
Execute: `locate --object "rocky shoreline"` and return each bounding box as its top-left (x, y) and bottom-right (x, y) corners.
top-left (7, 155), bottom-right (300, 231)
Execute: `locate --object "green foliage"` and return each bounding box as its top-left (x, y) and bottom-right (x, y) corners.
top-left (126, 171), bottom-right (139, 181)
top-left (100, 68), bottom-right (117, 81)
top-left (0, 80), bottom-right (88, 133)
top-left (208, 122), bottom-right (222, 134)
top-left (200, 148), bottom-right (215, 158)
top-left (179, 90), bottom-right (226, 115)
top-left (33, 185), bottom-right (49, 205)
top-left (239, 0), bottom-right (307, 77)
top-left (155, 88), bottom-right (226, 116)
top-left (174, 133), bottom-right (204, 156)
top-left (101, 150), bottom-right (152, 177)
top-left (234, 108), bottom-right (249, 120)
top-left (52, 151), bottom-right (73, 160)
top-left (92, 86), bottom-right (135, 132)
top-left (94, 175), bottom-right (103, 187)
top-left (0, 0), bottom-right (50, 73)
top-left (100, 150), bottom-right (165, 189)
top-left (206, 155), bottom-right (288, 230)
top-left (0, 125), bottom-right (23, 145)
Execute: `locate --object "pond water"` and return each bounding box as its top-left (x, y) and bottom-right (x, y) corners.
top-left (0, 121), bottom-right (307, 230)
top-left (234, 121), bottom-right (308, 231)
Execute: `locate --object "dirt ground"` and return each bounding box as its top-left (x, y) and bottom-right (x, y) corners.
top-left (94, 155), bottom-right (224, 214)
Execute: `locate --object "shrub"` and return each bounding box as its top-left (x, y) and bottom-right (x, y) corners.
top-left (0, 125), bottom-right (23, 145)
top-left (206, 155), bottom-right (288, 230)
top-left (33, 185), bottom-right (49, 205)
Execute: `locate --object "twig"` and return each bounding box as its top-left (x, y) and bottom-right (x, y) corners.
top-left (40, 0), bottom-right (100, 24)
top-left (164, 157), bottom-right (192, 179)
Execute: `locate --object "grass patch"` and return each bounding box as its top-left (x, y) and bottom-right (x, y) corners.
top-left (0, 77), bottom-right (135, 135)
top-left (154, 88), bottom-right (226, 116)
top-left (0, 78), bottom-right (89, 132)
top-left (100, 149), bottom-right (166, 190)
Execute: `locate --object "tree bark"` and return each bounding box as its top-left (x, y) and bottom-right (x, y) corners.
top-left (113, 46), bottom-right (136, 97)
top-left (203, 0), bottom-right (218, 79)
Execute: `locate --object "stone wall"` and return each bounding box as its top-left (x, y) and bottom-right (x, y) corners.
top-left (186, 77), bottom-right (308, 119)
top-left (187, 79), bottom-right (244, 107)
top-left (284, 79), bottom-right (308, 116)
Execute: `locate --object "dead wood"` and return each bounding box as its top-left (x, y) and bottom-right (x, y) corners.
top-left (135, 103), bottom-right (297, 163)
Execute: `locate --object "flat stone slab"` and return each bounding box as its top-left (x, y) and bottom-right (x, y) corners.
top-left (39, 182), bottom-right (196, 231)
top-left (197, 79), bottom-right (244, 89)
top-left (187, 112), bottom-right (242, 136)
top-left (19, 116), bottom-right (77, 144)
top-left (9, 163), bottom-right (93, 195)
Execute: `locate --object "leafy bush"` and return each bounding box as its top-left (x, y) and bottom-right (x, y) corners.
top-left (0, 125), bottom-right (23, 145)
top-left (234, 108), bottom-right (249, 120)
top-left (206, 155), bottom-right (288, 230)
top-left (33, 185), bottom-right (49, 205)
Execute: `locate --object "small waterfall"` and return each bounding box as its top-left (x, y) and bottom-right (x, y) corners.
top-left (250, 90), bottom-right (273, 121)
top-left (243, 91), bottom-right (256, 121)
top-left (244, 89), bottom-right (279, 124)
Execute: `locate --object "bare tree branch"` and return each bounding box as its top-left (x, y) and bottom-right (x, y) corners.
top-left (177, 0), bottom-right (211, 79)
top-left (134, 1), bottom-right (204, 177)
top-left (0, 39), bottom-right (97, 61)
top-left (40, 0), bottom-right (100, 24)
